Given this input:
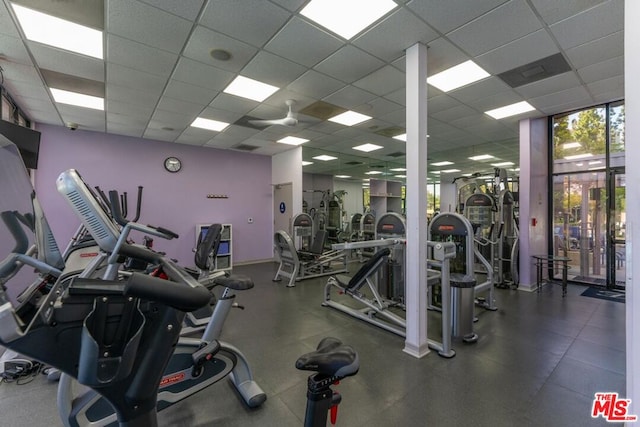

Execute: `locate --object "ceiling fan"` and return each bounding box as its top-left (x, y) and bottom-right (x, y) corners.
top-left (249, 99), bottom-right (301, 127)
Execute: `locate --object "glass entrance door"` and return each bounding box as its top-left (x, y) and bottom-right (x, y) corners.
top-left (607, 169), bottom-right (626, 289)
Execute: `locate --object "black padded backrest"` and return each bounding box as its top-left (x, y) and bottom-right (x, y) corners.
top-left (308, 229), bottom-right (328, 254)
top-left (347, 247), bottom-right (390, 290)
top-left (194, 224), bottom-right (222, 270)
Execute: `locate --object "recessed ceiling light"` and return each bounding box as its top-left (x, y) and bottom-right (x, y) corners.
top-left (485, 101), bottom-right (535, 119)
top-left (588, 167), bottom-right (604, 171)
top-left (441, 169), bottom-right (461, 173)
top-left (363, 179), bottom-right (370, 182)
top-left (191, 117), bottom-right (230, 132)
top-left (313, 155), bottom-right (337, 161)
top-left (392, 133), bottom-right (407, 142)
top-left (328, 111), bottom-right (371, 126)
top-left (353, 143), bottom-right (383, 152)
top-left (302, 161), bottom-right (314, 166)
top-left (427, 60), bottom-right (489, 92)
top-left (12, 3), bottom-right (103, 59)
top-left (562, 142), bottom-right (581, 149)
top-left (365, 171), bottom-right (383, 175)
top-left (564, 153), bottom-right (593, 160)
top-left (390, 168), bottom-right (406, 172)
top-left (431, 161), bottom-right (453, 166)
top-left (335, 175), bottom-right (351, 179)
top-left (394, 174), bottom-right (406, 178)
top-left (588, 160), bottom-right (602, 165)
top-left (431, 171), bottom-right (441, 174)
top-left (469, 154), bottom-right (494, 161)
top-left (223, 75), bottom-right (279, 102)
top-left (491, 162), bottom-right (515, 167)
top-left (462, 173), bottom-right (473, 177)
top-left (50, 88), bottom-right (104, 110)
top-left (277, 136), bottom-right (309, 146)
top-left (300, 0), bottom-right (397, 40)
top-left (575, 163), bottom-right (584, 166)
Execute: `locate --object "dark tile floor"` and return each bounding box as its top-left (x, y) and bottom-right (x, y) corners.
top-left (0, 261), bottom-right (626, 426)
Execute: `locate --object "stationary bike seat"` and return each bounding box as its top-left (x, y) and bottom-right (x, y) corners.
top-left (214, 274), bottom-right (254, 291)
top-left (295, 337), bottom-right (359, 378)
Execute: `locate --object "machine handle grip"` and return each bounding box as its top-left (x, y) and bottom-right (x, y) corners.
top-left (131, 186), bottom-right (143, 222)
top-left (124, 272), bottom-right (211, 312)
top-left (147, 225), bottom-right (179, 240)
top-left (108, 190), bottom-right (128, 226)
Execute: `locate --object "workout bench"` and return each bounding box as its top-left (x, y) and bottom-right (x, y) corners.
top-left (273, 229), bottom-right (347, 287)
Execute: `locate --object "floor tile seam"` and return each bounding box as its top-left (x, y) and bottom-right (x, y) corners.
top-left (561, 353), bottom-right (626, 377)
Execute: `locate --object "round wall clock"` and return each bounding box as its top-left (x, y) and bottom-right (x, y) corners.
top-left (164, 156), bottom-right (182, 173)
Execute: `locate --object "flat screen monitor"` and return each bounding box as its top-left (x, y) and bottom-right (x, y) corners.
top-left (0, 120), bottom-right (41, 169)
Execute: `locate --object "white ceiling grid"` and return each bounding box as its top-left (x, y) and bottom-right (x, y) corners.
top-left (0, 0), bottom-right (625, 180)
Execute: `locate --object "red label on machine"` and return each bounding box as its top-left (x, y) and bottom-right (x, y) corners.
top-left (438, 225), bottom-right (455, 231)
top-left (80, 252), bottom-right (99, 258)
top-left (159, 372), bottom-right (185, 387)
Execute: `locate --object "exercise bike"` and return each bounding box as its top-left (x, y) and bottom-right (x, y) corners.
top-left (55, 170), bottom-right (266, 426)
top-left (296, 337), bottom-right (360, 427)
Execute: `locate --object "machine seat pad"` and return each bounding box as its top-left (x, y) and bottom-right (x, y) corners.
top-left (214, 274), bottom-right (254, 291)
top-left (295, 337), bottom-right (359, 378)
top-left (334, 275), bottom-right (352, 288)
top-left (346, 248), bottom-right (390, 291)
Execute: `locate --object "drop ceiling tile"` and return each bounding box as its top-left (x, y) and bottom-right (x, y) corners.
top-left (57, 106), bottom-right (106, 132)
top-left (466, 90), bottom-right (524, 113)
top-left (107, 63), bottom-right (167, 96)
top-left (142, 127), bottom-right (181, 142)
top-left (13, 96), bottom-right (56, 115)
top-left (447, 0), bottom-right (542, 56)
top-left (269, 0), bottom-right (306, 12)
top-left (591, 88), bottom-right (623, 105)
top-left (163, 79), bottom-right (218, 105)
top-left (287, 70), bottom-right (345, 99)
top-left (199, 0), bottom-right (290, 47)
top-left (449, 113), bottom-right (504, 130)
top-left (27, 109), bottom-right (62, 126)
top-left (430, 104), bottom-right (480, 123)
top-left (172, 57), bottom-right (235, 91)
top-left (529, 85), bottom-right (592, 112)
top-left (107, 123), bottom-right (145, 138)
top-left (3, 79), bottom-right (49, 100)
top-left (549, 0), bottom-right (623, 50)
top-left (408, 0), bottom-right (509, 34)
top-left (105, 100), bottom-right (154, 120)
top-left (241, 51), bottom-right (307, 88)
top-left (28, 43), bottom-right (104, 82)
top-left (358, 97), bottom-right (403, 117)
top-left (475, 29), bottom-right (559, 75)
top-left (107, 35), bottom-right (178, 78)
top-left (577, 56), bottom-right (623, 84)
top-left (107, 83), bottom-right (161, 108)
top-left (137, 0), bottom-right (205, 21)
top-left (149, 109), bottom-right (194, 129)
top-left (448, 77), bottom-right (512, 104)
top-left (379, 108), bottom-right (406, 125)
top-left (108, 0), bottom-right (192, 54)
top-left (424, 37), bottom-right (470, 76)
top-left (353, 66), bottom-right (405, 96)
top-left (514, 71), bottom-right (582, 99)
top-left (0, 61), bottom-right (41, 86)
top-left (265, 17), bottom-right (342, 67)
top-left (352, 8), bottom-right (438, 63)
top-left (0, 3), bottom-right (20, 37)
top-left (197, 106), bottom-right (244, 124)
top-left (323, 85), bottom-right (377, 109)
top-left (262, 90), bottom-right (316, 111)
top-left (156, 97), bottom-right (205, 117)
top-left (383, 88), bottom-right (405, 105)
top-left (306, 121), bottom-right (345, 135)
top-left (565, 31), bottom-right (623, 70)
top-left (530, 0), bottom-right (608, 26)
top-left (175, 128), bottom-right (210, 146)
top-left (107, 111), bottom-right (149, 127)
top-left (315, 45), bottom-right (385, 84)
top-left (182, 26), bottom-right (258, 74)
top-left (0, 35), bottom-right (31, 65)
top-left (587, 75), bottom-right (624, 98)
top-left (209, 93), bottom-right (257, 115)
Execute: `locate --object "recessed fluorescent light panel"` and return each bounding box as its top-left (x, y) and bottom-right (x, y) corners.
top-left (562, 142), bottom-right (582, 149)
top-left (328, 111), bottom-right (371, 126)
top-left (427, 60), bottom-right (490, 92)
top-left (313, 155), bottom-right (337, 161)
top-left (431, 161), bottom-right (453, 166)
top-left (469, 154), bottom-right (494, 161)
top-left (365, 171), bottom-right (383, 175)
top-left (589, 160), bottom-right (602, 165)
top-left (12, 3), bottom-right (103, 59)
top-left (491, 162), bottom-right (515, 167)
top-left (390, 168), bottom-right (406, 172)
top-left (485, 101), bottom-right (535, 119)
top-left (277, 136), bottom-right (309, 146)
top-left (191, 117), bottom-right (230, 132)
top-left (394, 175), bottom-right (406, 178)
top-left (302, 161), bottom-right (314, 166)
top-left (300, 0), bottom-right (397, 40)
top-left (223, 76), bottom-right (279, 102)
top-left (392, 133), bottom-right (407, 142)
top-left (564, 153), bottom-right (593, 160)
top-left (335, 175), bottom-right (351, 179)
top-left (441, 169), bottom-right (461, 173)
top-left (353, 143), bottom-right (383, 152)
top-left (50, 88), bottom-right (104, 110)
top-left (431, 171), bottom-right (441, 175)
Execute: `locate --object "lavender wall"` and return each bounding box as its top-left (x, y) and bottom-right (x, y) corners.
top-left (34, 124), bottom-right (273, 267)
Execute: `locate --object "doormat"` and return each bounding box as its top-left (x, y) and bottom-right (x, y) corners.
top-left (581, 287), bottom-right (625, 303)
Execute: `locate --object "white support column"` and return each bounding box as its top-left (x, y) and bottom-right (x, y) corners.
top-left (439, 181), bottom-right (457, 213)
top-left (403, 43), bottom-right (429, 358)
top-left (625, 0), bottom-right (639, 413)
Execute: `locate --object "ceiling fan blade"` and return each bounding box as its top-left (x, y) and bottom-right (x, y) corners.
top-left (248, 119), bottom-right (288, 126)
